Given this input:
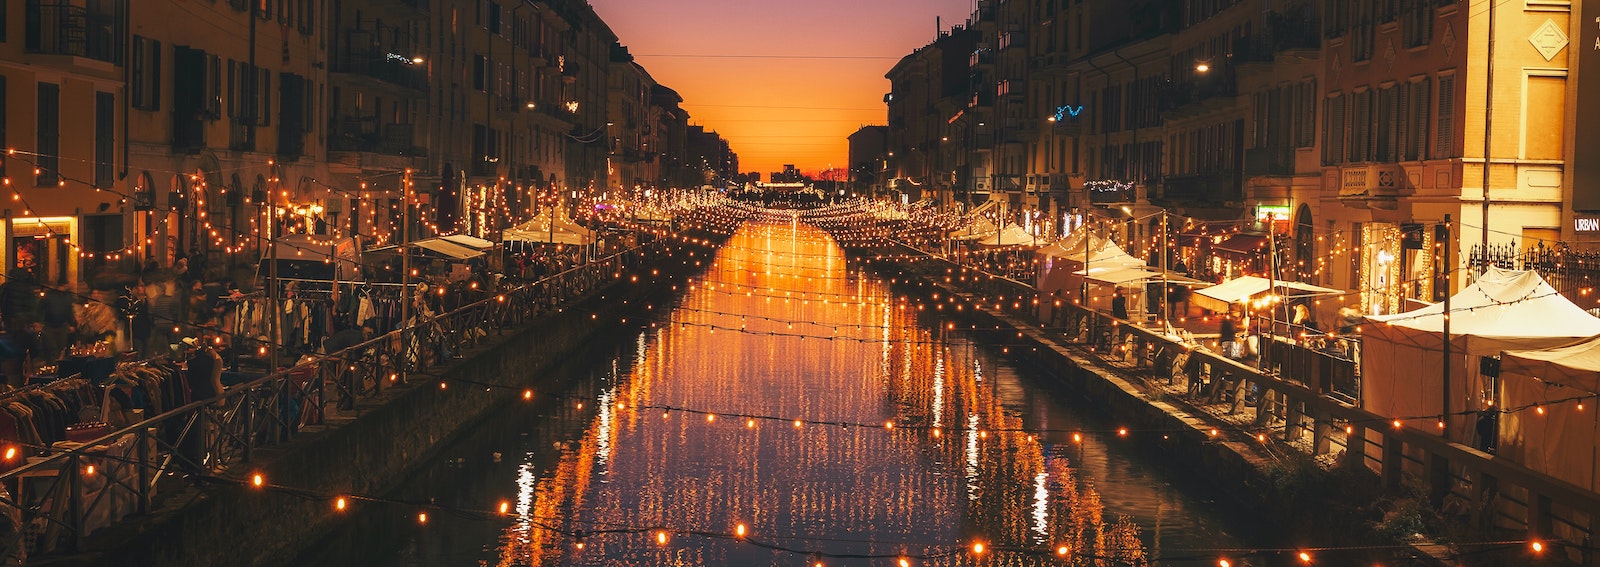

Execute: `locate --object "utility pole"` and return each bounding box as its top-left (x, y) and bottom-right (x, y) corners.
top-left (1160, 209), bottom-right (1169, 327)
top-left (1441, 214), bottom-right (1453, 439)
top-left (399, 168), bottom-right (412, 384)
top-left (1481, 0), bottom-right (1496, 255)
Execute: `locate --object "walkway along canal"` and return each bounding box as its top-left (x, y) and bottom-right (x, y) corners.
top-left (287, 222), bottom-right (1268, 566)
top-left (5, 223), bottom-right (729, 567)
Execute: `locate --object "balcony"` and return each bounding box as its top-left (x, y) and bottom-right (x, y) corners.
top-left (1336, 163), bottom-right (1404, 208)
top-left (998, 30), bottom-right (1026, 50)
top-left (26, 2), bottom-right (120, 64)
top-left (970, 48), bottom-right (994, 68)
top-left (1164, 71), bottom-right (1239, 119)
top-left (332, 29), bottom-right (427, 91)
top-left (330, 119), bottom-right (424, 158)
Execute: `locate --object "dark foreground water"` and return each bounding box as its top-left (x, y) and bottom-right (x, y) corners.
top-left (285, 223), bottom-right (1263, 566)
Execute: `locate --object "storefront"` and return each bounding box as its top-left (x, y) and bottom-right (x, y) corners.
top-left (1358, 222), bottom-right (1437, 316)
top-left (10, 216), bottom-right (76, 286)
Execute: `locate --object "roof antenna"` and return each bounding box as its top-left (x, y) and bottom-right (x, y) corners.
top-left (936, 16), bottom-right (941, 40)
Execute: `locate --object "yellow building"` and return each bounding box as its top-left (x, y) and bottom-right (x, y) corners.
top-left (0, 1), bottom-right (129, 286)
top-left (126, 0), bottom-right (326, 276)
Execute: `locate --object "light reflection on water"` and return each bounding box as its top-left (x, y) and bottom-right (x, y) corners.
top-left (290, 223), bottom-right (1249, 567)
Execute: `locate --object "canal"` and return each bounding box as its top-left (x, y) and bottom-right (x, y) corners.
top-left (285, 222), bottom-right (1262, 566)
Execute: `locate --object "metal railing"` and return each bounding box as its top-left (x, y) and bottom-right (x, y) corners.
top-left (889, 240), bottom-right (1600, 559)
top-left (0, 241), bottom-right (660, 559)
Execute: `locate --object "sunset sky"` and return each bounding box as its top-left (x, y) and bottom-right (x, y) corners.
top-left (588, 0), bottom-right (977, 178)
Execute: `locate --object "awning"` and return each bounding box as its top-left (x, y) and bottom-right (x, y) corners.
top-left (1192, 275), bottom-right (1341, 312)
top-left (411, 238), bottom-right (485, 260)
top-left (440, 234), bottom-right (495, 250)
top-left (1076, 266), bottom-right (1212, 286)
top-left (1213, 233), bottom-right (1268, 260)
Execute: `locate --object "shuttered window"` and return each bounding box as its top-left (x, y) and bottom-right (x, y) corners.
top-left (95, 92), bottom-right (114, 187)
top-left (36, 83), bottom-right (59, 187)
top-left (1435, 73), bottom-right (1455, 158)
top-left (1324, 94), bottom-right (1345, 165)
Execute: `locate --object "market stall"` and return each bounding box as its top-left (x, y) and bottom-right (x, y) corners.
top-left (1363, 267), bottom-right (1600, 441)
top-left (1497, 338), bottom-right (1600, 492)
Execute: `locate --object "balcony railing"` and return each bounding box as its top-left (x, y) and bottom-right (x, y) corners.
top-left (329, 120), bottom-right (423, 157)
top-left (26, 2), bottom-right (120, 63)
top-left (331, 48), bottom-right (427, 91)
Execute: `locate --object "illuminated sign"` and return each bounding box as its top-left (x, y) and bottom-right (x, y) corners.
top-left (1576, 216), bottom-right (1600, 232)
top-left (1255, 205), bottom-right (1291, 220)
top-left (1050, 105), bottom-right (1084, 122)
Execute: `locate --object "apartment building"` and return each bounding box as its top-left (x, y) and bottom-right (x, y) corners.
top-left (0, 0), bottom-right (130, 286)
top-left (1320, 0), bottom-right (1569, 314)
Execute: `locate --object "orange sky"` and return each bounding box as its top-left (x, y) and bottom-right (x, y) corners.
top-left (588, 0), bottom-right (977, 177)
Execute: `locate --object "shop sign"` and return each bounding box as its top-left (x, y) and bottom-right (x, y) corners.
top-left (1255, 205), bottom-right (1291, 221)
top-left (1575, 216), bottom-right (1600, 232)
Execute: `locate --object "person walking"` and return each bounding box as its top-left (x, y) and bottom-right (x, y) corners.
top-left (39, 285), bottom-right (76, 362)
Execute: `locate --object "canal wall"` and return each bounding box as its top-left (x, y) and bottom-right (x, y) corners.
top-left (61, 243), bottom-right (713, 567)
top-left (879, 262), bottom-right (1450, 564)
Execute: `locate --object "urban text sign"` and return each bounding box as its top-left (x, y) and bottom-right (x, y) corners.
top-left (1576, 217), bottom-right (1600, 232)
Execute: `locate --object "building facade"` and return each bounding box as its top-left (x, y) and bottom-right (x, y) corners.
top-left (0, 0), bottom-right (731, 288)
top-left (884, 0), bottom-right (1579, 312)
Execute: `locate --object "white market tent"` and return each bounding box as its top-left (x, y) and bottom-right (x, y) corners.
top-left (949, 216), bottom-right (999, 241)
top-left (440, 234), bottom-right (496, 251)
top-left (977, 224), bottom-right (1037, 247)
top-left (411, 237), bottom-right (485, 260)
top-left (1191, 276), bottom-right (1341, 313)
top-left (1363, 267), bottom-right (1600, 440)
top-left (1497, 338), bottom-right (1600, 492)
top-left (1035, 233), bottom-right (1146, 296)
top-left (501, 210), bottom-right (595, 246)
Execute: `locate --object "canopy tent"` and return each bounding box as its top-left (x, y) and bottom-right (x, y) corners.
top-left (501, 210), bottom-right (595, 246)
top-left (440, 234), bottom-right (495, 251)
top-left (410, 238), bottom-right (485, 260)
top-left (977, 224), bottom-right (1037, 247)
top-left (1035, 234), bottom-right (1146, 296)
top-left (1497, 338), bottom-right (1600, 492)
top-left (1077, 266), bottom-right (1210, 286)
top-left (1363, 267), bottom-right (1600, 441)
top-left (948, 216), bottom-right (999, 241)
top-left (1191, 276), bottom-right (1341, 313)
top-left (258, 234), bottom-right (363, 282)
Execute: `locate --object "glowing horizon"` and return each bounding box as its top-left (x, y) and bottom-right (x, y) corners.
top-left (589, 0), bottom-right (977, 177)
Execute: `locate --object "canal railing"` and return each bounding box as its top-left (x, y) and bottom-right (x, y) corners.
top-left (883, 243), bottom-right (1599, 562)
top-left (0, 240), bottom-right (665, 560)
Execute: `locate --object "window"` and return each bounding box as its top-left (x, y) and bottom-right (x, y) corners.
top-left (1349, 90), bottom-right (1371, 163)
top-left (95, 92), bottom-right (114, 187)
top-left (1324, 93), bottom-right (1346, 165)
top-left (1402, 0), bottom-right (1433, 48)
top-left (36, 83), bottom-right (59, 187)
top-left (1296, 80), bottom-right (1317, 148)
top-left (1351, 2), bottom-right (1374, 61)
top-left (1376, 85), bottom-right (1397, 162)
top-left (207, 53), bottom-right (223, 118)
top-left (257, 67), bottom-right (271, 126)
top-left (0, 76), bottom-right (6, 179)
top-left (132, 36), bottom-right (162, 111)
top-left (1406, 78), bottom-right (1430, 161)
top-left (487, 2), bottom-right (502, 35)
top-left (1524, 73), bottom-right (1566, 160)
top-left (1435, 73), bottom-right (1455, 158)
top-left (473, 55), bottom-right (487, 91)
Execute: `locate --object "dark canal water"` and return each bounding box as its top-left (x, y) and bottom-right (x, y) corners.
top-left (286, 223), bottom-right (1263, 566)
